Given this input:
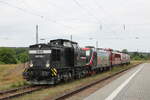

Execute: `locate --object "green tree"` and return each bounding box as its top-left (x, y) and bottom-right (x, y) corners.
top-left (14, 48), bottom-right (28, 55)
top-left (0, 48), bottom-right (17, 64)
top-left (17, 52), bottom-right (29, 63)
top-left (132, 56), bottom-right (141, 60)
top-left (147, 53), bottom-right (150, 60)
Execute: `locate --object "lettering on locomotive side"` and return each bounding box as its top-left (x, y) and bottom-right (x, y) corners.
top-left (29, 50), bottom-right (52, 54)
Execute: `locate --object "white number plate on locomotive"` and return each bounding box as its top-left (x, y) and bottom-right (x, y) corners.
top-left (29, 50), bottom-right (51, 54)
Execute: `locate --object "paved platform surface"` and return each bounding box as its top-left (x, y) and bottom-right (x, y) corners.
top-left (84, 63), bottom-right (150, 100)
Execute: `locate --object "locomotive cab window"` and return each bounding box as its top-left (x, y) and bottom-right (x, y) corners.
top-left (72, 44), bottom-right (77, 48)
top-left (63, 42), bottom-right (72, 47)
top-left (86, 50), bottom-right (90, 56)
top-left (50, 41), bottom-right (61, 46)
top-left (84, 49), bottom-right (92, 63)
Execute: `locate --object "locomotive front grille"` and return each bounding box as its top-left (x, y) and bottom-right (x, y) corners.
top-left (25, 69), bottom-right (51, 80)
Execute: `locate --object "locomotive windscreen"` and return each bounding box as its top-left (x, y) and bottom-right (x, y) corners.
top-left (84, 48), bottom-right (92, 63)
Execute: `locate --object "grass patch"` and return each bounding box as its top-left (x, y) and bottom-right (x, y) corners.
top-left (11, 61), bottom-right (143, 100)
top-left (10, 80), bottom-right (29, 88)
top-left (0, 64), bottom-right (28, 90)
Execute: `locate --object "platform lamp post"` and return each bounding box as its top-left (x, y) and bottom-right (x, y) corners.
top-left (96, 40), bottom-right (98, 48)
top-left (70, 34), bottom-right (72, 41)
top-left (135, 37), bottom-right (139, 53)
top-left (36, 25), bottom-right (39, 44)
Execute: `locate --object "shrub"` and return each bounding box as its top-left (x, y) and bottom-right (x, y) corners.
top-left (0, 48), bottom-right (17, 64)
top-left (17, 52), bottom-right (29, 63)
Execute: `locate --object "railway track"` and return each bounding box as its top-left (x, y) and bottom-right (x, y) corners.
top-left (0, 63), bottom-right (142, 100)
top-left (55, 63), bottom-right (142, 100)
top-left (0, 85), bottom-right (49, 100)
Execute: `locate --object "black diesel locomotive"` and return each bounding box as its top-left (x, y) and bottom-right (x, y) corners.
top-left (23, 39), bottom-right (87, 84)
top-left (23, 39), bottom-right (130, 84)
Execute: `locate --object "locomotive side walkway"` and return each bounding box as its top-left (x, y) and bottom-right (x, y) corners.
top-left (84, 63), bottom-right (150, 100)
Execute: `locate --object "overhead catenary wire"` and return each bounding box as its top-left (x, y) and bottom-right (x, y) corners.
top-left (72, 0), bottom-right (125, 35)
top-left (19, 0), bottom-right (102, 26)
top-left (71, 0), bottom-right (123, 38)
top-left (93, 0), bottom-right (122, 33)
top-left (46, 0), bottom-right (122, 36)
top-left (0, 1), bottom-right (43, 18)
top-left (72, 0), bottom-right (103, 23)
top-left (45, 0), bottom-right (101, 23)
top-left (92, 0), bottom-right (147, 40)
top-left (15, 0), bottom-right (123, 35)
top-left (94, 0), bottom-right (121, 24)
top-left (0, 0), bottom-right (74, 30)
top-left (0, 0), bottom-right (134, 40)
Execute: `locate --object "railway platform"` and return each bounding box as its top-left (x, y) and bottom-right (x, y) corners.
top-left (84, 63), bottom-right (150, 100)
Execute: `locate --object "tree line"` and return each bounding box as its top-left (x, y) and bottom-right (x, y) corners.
top-left (0, 47), bottom-right (29, 64)
top-left (122, 49), bottom-right (150, 60)
top-left (0, 48), bottom-right (149, 64)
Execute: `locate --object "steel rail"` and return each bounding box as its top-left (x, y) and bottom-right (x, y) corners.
top-left (0, 85), bottom-right (49, 100)
top-left (55, 63), bottom-right (142, 100)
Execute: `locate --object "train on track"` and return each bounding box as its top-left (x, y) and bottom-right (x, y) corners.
top-left (23, 39), bottom-right (130, 84)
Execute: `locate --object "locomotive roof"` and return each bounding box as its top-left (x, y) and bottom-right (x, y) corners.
top-left (85, 46), bottom-right (95, 48)
top-left (50, 39), bottom-right (77, 44)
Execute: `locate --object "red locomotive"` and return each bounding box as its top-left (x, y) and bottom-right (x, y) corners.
top-left (82, 47), bottom-right (130, 75)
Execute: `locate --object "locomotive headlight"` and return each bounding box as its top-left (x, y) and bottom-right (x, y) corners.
top-left (46, 64), bottom-right (50, 68)
top-left (46, 60), bottom-right (50, 68)
top-left (29, 61), bottom-right (33, 67)
top-left (30, 64), bottom-right (33, 67)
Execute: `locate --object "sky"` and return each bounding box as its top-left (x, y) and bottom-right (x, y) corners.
top-left (0, 0), bottom-right (150, 52)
